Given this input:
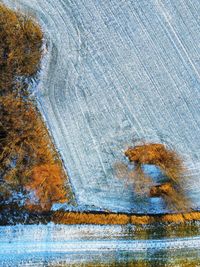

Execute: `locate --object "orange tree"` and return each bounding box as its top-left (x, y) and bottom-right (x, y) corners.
top-left (123, 143), bottom-right (190, 211)
top-left (0, 4), bottom-right (43, 94)
top-left (0, 95), bottom-right (68, 211)
top-left (0, 4), bottom-right (69, 212)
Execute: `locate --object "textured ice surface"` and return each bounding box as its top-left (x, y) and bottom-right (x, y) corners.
top-left (1, 224), bottom-right (200, 266)
top-left (2, 0), bottom-right (200, 213)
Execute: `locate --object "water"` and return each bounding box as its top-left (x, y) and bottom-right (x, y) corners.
top-left (1, 223), bottom-right (200, 266)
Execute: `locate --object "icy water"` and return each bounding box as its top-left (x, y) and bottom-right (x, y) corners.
top-left (1, 223), bottom-right (200, 266)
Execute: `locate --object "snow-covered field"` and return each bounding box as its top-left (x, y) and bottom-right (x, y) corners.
top-left (0, 224), bottom-right (200, 266)
top-left (2, 0), bottom-right (200, 213)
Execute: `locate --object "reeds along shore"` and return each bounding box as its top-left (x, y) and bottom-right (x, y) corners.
top-left (0, 4), bottom-right (70, 212)
top-left (52, 210), bottom-right (200, 225)
top-left (1, 208), bottom-right (200, 225)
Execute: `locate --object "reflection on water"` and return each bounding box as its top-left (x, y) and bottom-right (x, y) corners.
top-left (1, 223), bottom-right (200, 266)
top-left (25, 249), bottom-right (200, 267)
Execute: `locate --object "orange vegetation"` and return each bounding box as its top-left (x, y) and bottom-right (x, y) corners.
top-left (122, 143), bottom-right (190, 211)
top-left (150, 182), bottom-right (173, 197)
top-left (125, 143), bottom-right (183, 183)
top-left (52, 210), bottom-right (200, 225)
top-left (0, 4), bottom-right (43, 93)
top-left (0, 4), bottom-right (70, 212)
top-left (149, 182), bottom-right (189, 211)
top-left (26, 164), bottom-right (67, 210)
top-left (53, 211), bottom-right (130, 225)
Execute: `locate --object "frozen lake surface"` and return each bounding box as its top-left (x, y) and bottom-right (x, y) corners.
top-left (2, 0), bottom-right (200, 213)
top-left (1, 224), bottom-right (200, 266)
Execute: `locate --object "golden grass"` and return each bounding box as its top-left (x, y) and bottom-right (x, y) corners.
top-left (52, 210), bottom-right (200, 225)
top-left (52, 211), bottom-right (130, 225)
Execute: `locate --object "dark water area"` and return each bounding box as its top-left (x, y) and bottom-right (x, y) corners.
top-left (1, 223), bottom-right (200, 266)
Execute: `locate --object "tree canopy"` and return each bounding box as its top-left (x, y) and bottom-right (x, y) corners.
top-left (0, 4), bottom-right (70, 212)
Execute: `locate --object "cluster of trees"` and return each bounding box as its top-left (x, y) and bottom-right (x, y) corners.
top-left (0, 4), bottom-right (68, 211)
top-left (124, 143), bottom-right (183, 184)
top-left (115, 143), bottom-right (190, 211)
top-left (0, 5), bottom-right (43, 93)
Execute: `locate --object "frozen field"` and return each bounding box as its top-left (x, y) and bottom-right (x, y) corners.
top-left (1, 224), bottom-right (200, 266)
top-left (2, 0), bottom-right (200, 213)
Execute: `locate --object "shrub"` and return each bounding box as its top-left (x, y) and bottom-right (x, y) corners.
top-left (125, 143), bottom-right (183, 184)
top-left (124, 143), bottom-right (190, 211)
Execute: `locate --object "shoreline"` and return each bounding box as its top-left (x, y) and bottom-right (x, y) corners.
top-left (1, 208), bottom-right (200, 225)
top-left (52, 210), bottom-right (200, 225)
